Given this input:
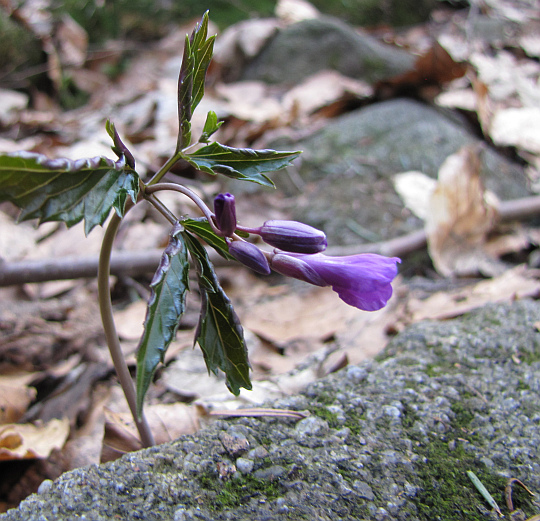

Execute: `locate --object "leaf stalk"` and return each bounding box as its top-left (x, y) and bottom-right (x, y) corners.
top-left (145, 182), bottom-right (220, 234)
top-left (146, 151), bottom-right (184, 187)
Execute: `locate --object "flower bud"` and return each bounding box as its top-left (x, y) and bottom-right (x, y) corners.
top-left (228, 240), bottom-right (271, 275)
top-left (213, 193), bottom-right (237, 236)
top-left (258, 220), bottom-right (327, 253)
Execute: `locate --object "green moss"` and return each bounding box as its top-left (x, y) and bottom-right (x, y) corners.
top-left (343, 408), bottom-right (365, 436)
top-left (397, 357), bottom-right (421, 366)
top-left (310, 405), bottom-right (340, 429)
top-left (402, 403), bottom-right (420, 429)
top-left (450, 401), bottom-right (475, 429)
top-left (516, 379), bottom-right (530, 391)
top-left (407, 395), bottom-right (537, 520)
top-left (198, 471), bottom-right (284, 511)
top-left (415, 439), bottom-right (508, 520)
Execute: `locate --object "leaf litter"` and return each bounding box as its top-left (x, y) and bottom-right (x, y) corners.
top-left (1, 0), bottom-right (540, 511)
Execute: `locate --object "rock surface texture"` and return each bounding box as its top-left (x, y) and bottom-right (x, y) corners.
top-left (2, 300), bottom-right (540, 520)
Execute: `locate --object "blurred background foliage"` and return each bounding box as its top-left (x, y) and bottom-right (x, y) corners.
top-left (49, 0), bottom-right (452, 43)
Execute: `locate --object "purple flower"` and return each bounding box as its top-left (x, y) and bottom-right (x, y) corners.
top-left (270, 252), bottom-right (400, 311)
top-left (228, 240), bottom-right (271, 275)
top-left (257, 220), bottom-right (327, 254)
top-left (214, 193), bottom-right (237, 236)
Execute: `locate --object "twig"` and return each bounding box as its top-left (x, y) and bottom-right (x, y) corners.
top-left (505, 478), bottom-right (536, 512)
top-left (2, 195), bottom-right (540, 287)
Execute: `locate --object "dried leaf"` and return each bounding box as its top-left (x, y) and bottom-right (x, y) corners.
top-left (425, 145), bottom-right (500, 277)
top-left (490, 107), bottom-right (540, 155)
top-left (393, 171), bottom-right (436, 220)
top-left (377, 41), bottom-right (467, 94)
top-left (282, 70), bottom-right (372, 120)
top-left (243, 286), bottom-right (360, 344)
top-left (55, 14), bottom-right (88, 68)
top-left (407, 266), bottom-right (540, 322)
top-left (0, 419), bottom-right (70, 460)
top-left (0, 384), bottom-right (36, 425)
top-left (276, 0), bottom-right (320, 23)
top-left (102, 404), bottom-right (202, 462)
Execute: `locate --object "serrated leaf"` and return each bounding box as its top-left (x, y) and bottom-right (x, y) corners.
top-left (136, 223), bottom-right (190, 416)
top-left (176, 11), bottom-right (215, 151)
top-left (0, 152), bottom-right (139, 235)
top-left (199, 111), bottom-right (223, 143)
top-left (184, 232), bottom-right (251, 395)
top-left (189, 11), bottom-right (215, 112)
top-left (177, 34), bottom-right (194, 150)
top-left (106, 119), bottom-right (135, 168)
top-left (182, 217), bottom-right (233, 259)
top-left (185, 143), bottom-right (302, 187)
top-left (191, 36), bottom-right (215, 112)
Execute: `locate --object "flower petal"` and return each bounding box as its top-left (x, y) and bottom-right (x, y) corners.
top-left (334, 281), bottom-right (394, 311)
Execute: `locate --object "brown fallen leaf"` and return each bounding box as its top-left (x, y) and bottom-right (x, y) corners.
top-left (101, 403), bottom-right (203, 462)
top-left (490, 107), bottom-right (540, 155)
top-left (425, 145), bottom-right (501, 277)
top-left (0, 383), bottom-right (36, 425)
top-left (0, 419), bottom-right (70, 461)
top-left (377, 41), bottom-right (467, 97)
top-left (406, 265), bottom-right (540, 322)
top-left (242, 285), bottom-right (358, 345)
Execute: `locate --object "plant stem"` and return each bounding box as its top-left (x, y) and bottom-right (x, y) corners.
top-left (98, 210), bottom-right (155, 448)
top-left (145, 182), bottom-right (221, 234)
top-left (145, 193), bottom-right (179, 225)
top-left (146, 152), bottom-right (184, 187)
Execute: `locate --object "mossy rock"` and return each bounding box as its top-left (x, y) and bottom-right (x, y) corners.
top-left (0, 12), bottom-right (43, 84)
top-left (3, 300), bottom-right (540, 520)
top-left (310, 0), bottom-right (440, 27)
top-left (270, 98), bottom-right (529, 246)
top-left (240, 16), bottom-right (415, 85)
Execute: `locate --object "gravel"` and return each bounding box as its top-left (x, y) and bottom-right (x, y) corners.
top-left (2, 300), bottom-right (540, 521)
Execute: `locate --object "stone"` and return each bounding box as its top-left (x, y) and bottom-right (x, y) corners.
top-left (2, 300), bottom-right (540, 520)
top-left (271, 99), bottom-right (529, 246)
top-left (308, 0), bottom-right (439, 27)
top-left (240, 17), bottom-right (415, 86)
top-left (353, 480), bottom-right (375, 501)
top-left (234, 457), bottom-right (254, 475)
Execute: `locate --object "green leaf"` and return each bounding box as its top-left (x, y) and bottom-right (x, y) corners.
top-left (185, 143), bottom-right (302, 187)
top-left (182, 217), bottom-right (233, 259)
top-left (199, 111), bottom-right (223, 143)
top-left (177, 34), bottom-right (194, 150)
top-left (189, 12), bottom-right (215, 112)
top-left (0, 151), bottom-right (139, 235)
top-left (136, 222), bottom-right (190, 416)
top-left (184, 232), bottom-right (251, 395)
top-left (106, 119), bottom-right (135, 168)
top-left (176, 11), bottom-right (216, 150)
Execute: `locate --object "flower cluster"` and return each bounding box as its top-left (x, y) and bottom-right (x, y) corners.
top-left (213, 193), bottom-right (400, 312)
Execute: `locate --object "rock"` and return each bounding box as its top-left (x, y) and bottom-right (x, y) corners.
top-left (2, 300), bottom-right (540, 520)
top-left (240, 16), bottom-right (415, 85)
top-left (309, 0), bottom-right (440, 27)
top-left (0, 12), bottom-right (43, 82)
top-left (271, 98), bottom-right (529, 246)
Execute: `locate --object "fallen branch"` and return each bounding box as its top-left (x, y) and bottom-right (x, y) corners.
top-left (1, 196), bottom-right (540, 287)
